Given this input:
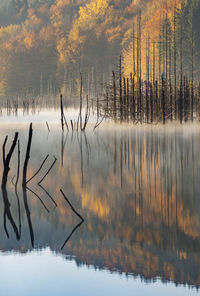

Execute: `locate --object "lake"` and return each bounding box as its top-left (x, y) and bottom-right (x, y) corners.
top-left (0, 108), bottom-right (199, 295)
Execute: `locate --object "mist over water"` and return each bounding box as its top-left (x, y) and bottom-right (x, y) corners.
top-left (0, 110), bottom-right (199, 295)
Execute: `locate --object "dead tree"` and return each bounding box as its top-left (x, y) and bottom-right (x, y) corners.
top-left (1, 132), bottom-right (20, 240)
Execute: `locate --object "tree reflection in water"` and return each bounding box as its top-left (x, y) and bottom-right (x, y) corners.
top-left (0, 124), bottom-right (200, 289)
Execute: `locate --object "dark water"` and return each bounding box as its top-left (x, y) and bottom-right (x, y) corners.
top-left (0, 111), bottom-right (199, 295)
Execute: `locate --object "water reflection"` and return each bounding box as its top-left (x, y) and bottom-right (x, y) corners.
top-left (0, 122), bottom-right (200, 290)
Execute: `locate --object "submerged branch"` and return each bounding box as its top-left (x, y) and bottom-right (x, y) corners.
top-left (46, 121), bottom-right (50, 133)
top-left (2, 133), bottom-right (18, 187)
top-left (2, 136), bottom-right (8, 166)
top-left (1, 132), bottom-right (20, 240)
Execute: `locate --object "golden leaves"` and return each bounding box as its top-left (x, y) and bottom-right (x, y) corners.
top-left (24, 31), bottom-right (38, 49)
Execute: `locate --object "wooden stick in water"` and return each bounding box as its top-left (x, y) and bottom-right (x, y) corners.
top-left (60, 94), bottom-right (64, 131)
top-left (22, 123), bottom-right (33, 187)
top-left (46, 121), bottom-right (50, 133)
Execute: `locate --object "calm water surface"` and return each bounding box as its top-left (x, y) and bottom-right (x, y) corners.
top-left (0, 109), bottom-right (199, 295)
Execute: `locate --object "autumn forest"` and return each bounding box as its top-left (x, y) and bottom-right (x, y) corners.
top-left (0, 0), bottom-right (199, 100)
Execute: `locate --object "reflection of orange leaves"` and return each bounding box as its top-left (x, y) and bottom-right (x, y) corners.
top-left (68, 163), bottom-right (110, 220)
top-left (59, 206), bottom-right (67, 223)
top-left (163, 262), bottom-right (175, 280)
top-left (81, 191), bottom-right (110, 219)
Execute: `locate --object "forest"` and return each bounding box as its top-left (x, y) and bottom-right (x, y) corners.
top-left (0, 0), bottom-right (199, 98)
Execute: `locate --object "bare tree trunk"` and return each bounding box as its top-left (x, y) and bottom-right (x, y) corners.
top-left (191, 28), bottom-right (194, 121)
top-left (79, 73), bottom-right (83, 130)
top-left (119, 56), bottom-right (123, 120)
top-left (174, 6), bottom-right (177, 120)
top-left (112, 71), bottom-right (117, 117)
top-left (133, 23), bottom-right (136, 76)
top-left (22, 123), bottom-right (33, 187)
